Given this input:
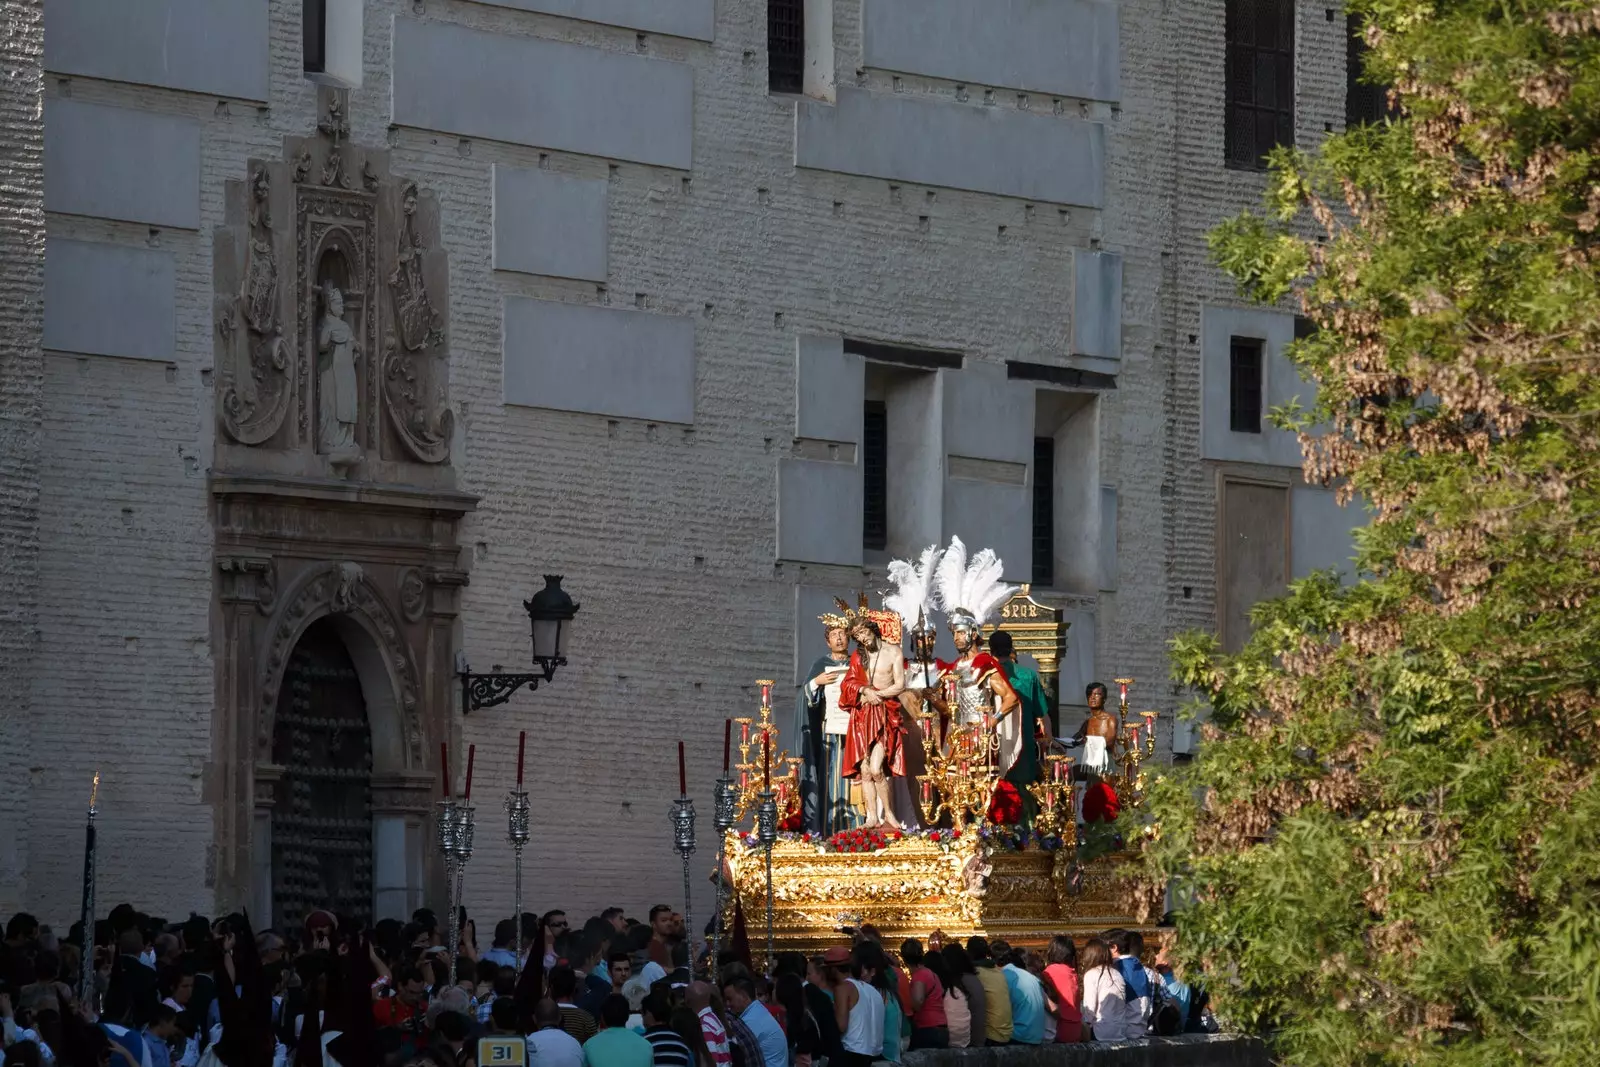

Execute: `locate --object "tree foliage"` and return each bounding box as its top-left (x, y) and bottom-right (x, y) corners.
top-left (1133, 3), bottom-right (1600, 1064)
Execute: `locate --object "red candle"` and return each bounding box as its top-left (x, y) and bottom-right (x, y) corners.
top-left (722, 719), bottom-right (732, 772)
top-left (440, 742), bottom-right (451, 798)
top-left (463, 744), bottom-right (475, 801)
top-left (678, 741), bottom-right (687, 797)
top-left (516, 731), bottom-right (527, 786)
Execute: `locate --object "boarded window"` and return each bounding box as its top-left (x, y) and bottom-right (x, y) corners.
top-left (863, 400), bottom-right (888, 551)
top-left (768, 0), bottom-right (805, 94)
top-left (1032, 437), bottom-right (1055, 587)
top-left (1225, 0), bottom-right (1295, 168)
top-left (1229, 337), bottom-right (1264, 434)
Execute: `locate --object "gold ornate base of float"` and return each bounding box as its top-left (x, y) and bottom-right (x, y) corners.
top-left (725, 832), bottom-right (1150, 955)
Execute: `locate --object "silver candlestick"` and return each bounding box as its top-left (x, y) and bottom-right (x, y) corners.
top-left (671, 795), bottom-right (696, 963)
top-left (711, 776), bottom-right (737, 983)
top-left (436, 798), bottom-right (460, 984)
top-left (756, 789), bottom-right (778, 973)
top-left (439, 800), bottom-right (475, 985)
top-left (506, 787), bottom-right (530, 970)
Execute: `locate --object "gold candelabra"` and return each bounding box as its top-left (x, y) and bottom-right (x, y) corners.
top-left (1107, 679), bottom-right (1158, 802)
top-left (1025, 754), bottom-right (1076, 843)
top-left (731, 681), bottom-right (802, 827)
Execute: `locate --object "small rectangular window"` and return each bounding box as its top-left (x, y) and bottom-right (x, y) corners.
top-left (862, 400), bottom-right (888, 551)
top-left (1225, 0), bottom-right (1295, 169)
top-left (1229, 337), bottom-right (1264, 434)
top-left (303, 0), bottom-right (327, 75)
top-left (768, 0), bottom-right (805, 94)
top-left (1032, 437), bottom-right (1055, 588)
top-left (1345, 15), bottom-right (1393, 127)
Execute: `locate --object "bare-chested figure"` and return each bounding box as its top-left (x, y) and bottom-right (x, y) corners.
top-left (839, 618), bottom-right (907, 828)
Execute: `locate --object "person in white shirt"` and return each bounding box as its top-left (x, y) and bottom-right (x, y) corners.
top-left (527, 998), bottom-right (586, 1067)
top-left (1078, 939), bottom-right (1137, 1042)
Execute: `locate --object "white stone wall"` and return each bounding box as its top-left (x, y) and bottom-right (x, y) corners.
top-left (4, 0), bottom-right (1362, 923)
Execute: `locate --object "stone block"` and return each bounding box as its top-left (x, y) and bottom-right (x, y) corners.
top-left (43, 239), bottom-right (175, 362)
top-left (795, 335), bottom-right (863, 444)
top-left (502, 297), bottom-right (696, 423)
top-left (492, 165), bottom-right (609, 282)
top-left (392, 16), bottom-right (694, 169)
top-left (45, 98), bottom-right (201, 229)
top-left (1072, 249), bottom-right (1122, 365)
top-left (465, 0), bottom-right (715, 41)
top-left (44, 0), bottom-right (269, 100)
top-left (777, 458), bottom-right (863, 568)
top-left (862, 0), bottom-right (1120, 103)
top-left (796, 88), bottom-right (1104, 207)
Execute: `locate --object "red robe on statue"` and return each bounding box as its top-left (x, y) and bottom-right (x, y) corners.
top-left (839, 648), bottom-right (906, 779)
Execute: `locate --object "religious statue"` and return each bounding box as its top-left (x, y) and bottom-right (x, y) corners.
top-left (931, 537), bottom-right (1022, 773)
top-left (836, 598), bottom-right (907, 830)
top-left (796, 617), bottom-right (855, 835)
top-left (884, 546), bottom-right (948, 829)
top-left (989, 629), bottom-right (1052, 825)
top-left (1072, 681), bottom-right (1122, 823)
top-left (317, 283), bottom-right (362, 466)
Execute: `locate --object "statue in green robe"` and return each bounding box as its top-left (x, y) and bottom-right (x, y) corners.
top-left (991, 630), bottom-right (1050, 825)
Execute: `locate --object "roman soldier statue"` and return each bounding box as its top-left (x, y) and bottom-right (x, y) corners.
top-left (931, 537), bottom-right (1022, 773)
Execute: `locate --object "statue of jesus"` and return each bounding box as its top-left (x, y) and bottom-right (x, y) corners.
top-left (839, 616), bottom-right (907, 829)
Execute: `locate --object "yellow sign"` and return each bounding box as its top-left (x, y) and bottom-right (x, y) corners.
top-left (478, 1038), bottom-right (527, 1067)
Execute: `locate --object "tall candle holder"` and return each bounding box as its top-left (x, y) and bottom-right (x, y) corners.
top-left (671, 794), bottom-right (696, 956)
top-left (505, 787), bottom-right (530, 967)
top-left (77, 772), bottom-right (101, 1010)
top-left (756, 788), bottom-right (778, 972)
top-left (440, 800), bottom-right (475, 984)
top-left (711, 774), bottom-right (737, 982)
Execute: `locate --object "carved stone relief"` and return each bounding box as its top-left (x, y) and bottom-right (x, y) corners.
top-left (214, 88), bottom-right (453, 470)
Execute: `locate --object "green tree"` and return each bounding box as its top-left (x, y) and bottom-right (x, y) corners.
top-left (1135, 3), bottom-right (1600, 1064)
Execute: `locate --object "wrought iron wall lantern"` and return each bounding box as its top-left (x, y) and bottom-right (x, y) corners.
top-left (456, 575), bottom-right (579, 713)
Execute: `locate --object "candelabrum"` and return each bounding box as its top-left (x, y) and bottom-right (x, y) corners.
top-left (505, 787), bottom-right (530, 968)
top-left (711, 774), bottom-right (737, 982)
top-left (1026, 754), bottom-right (1077, 847)
top-left (1105, 678), bottom-right (1158, 808)
top-left (671, 794), bottom-right (696, 955)
top-left (731, 682), bottom-right (802, 826)
top-left (756, 788), bottom-right (779, 973)
top-left (915, 675), bottom-right (1005, 827)
top-left (78, 773), bottom-right (100, 1010)
top-left (437, 798), bottom-right (476, 984)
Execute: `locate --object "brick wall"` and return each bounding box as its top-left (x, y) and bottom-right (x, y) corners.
top-left (4, 0), bottom-right (1355, 924)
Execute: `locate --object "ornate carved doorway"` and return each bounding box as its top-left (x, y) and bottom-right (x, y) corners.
top-left (270, 617), bottom-right (374, 931)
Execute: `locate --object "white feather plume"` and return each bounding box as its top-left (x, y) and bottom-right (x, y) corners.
top-left (931, 535), bottom-right (1018, 626)
top-left (883, 543), bottom-right (942, 627)
top-left (933, 536), bottom-right (970, 613)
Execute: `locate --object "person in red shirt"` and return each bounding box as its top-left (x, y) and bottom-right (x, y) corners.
top-left (902, 939), bottom-right (948, 1049)
top-left (373, 964), bottom-right (428, 1034)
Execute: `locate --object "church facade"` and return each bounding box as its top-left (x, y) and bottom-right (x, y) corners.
top-left (0, 0), bottom-right (1364, 923)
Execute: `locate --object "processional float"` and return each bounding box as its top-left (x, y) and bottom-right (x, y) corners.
top-left (720, 539), bottom-right (1160, 964)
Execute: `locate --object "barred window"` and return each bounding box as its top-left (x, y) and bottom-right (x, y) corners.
top-left (1346, 15), bottom-right (1394, 126)
top-left (863, 401), bottom-right (888, 551)
top-left (1229, 337), bottom-right (1264, 434)
top-left (1032, 437), bottom-right (1055, 588)
top-left (1225, 0), bottom-right (1294, 169)
top-left (768, 0), bottom-right (805, 94)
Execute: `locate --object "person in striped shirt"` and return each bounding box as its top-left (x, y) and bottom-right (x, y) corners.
top-left (687, 981), bottom-right (733, 1067)
top-left (641, 992), bottom-right (694, 1067)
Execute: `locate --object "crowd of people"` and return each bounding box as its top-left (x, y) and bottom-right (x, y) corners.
top-left (0, 902), bottom-right (1214, 1067)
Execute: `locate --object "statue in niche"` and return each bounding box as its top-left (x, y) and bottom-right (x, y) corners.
top-left (318, 282), bottom-right (362, 466)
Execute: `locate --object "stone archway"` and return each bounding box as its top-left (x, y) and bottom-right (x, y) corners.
top-left (242, 559), bottom-right (441, 924)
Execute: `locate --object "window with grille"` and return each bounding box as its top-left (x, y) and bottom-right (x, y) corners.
top-left (1032, 437), bottom-right (1055, 588)
top-left (863, 401), bottom-right (888, 551)
top-left (1225, 0), bottom-right (1295, 169)
top-left (304, 0), bottom-right (327, 74)
top-left (768, 0), bottom-right (805, 94)
top-left (1229, 337), bottom-right (1264, 434)
top-left (1345, 15), bottom-right (1393, 126)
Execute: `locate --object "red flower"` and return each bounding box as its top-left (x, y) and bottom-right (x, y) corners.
top-left (738, 830), bottom-right (749, 838)
top-left (987, 780), bottom-right (1023, 825)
